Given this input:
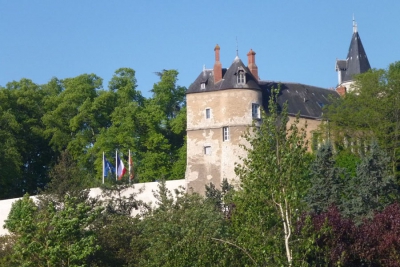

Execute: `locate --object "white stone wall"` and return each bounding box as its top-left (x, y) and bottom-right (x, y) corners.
top-left (0, 179), bottom-right (186, 236)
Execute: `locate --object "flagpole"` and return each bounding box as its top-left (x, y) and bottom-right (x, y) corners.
top-left (102, 151), bottom-right (105, 184)
top-left (129, 149), bottom-right (131, 185)
top-left (115, 150), bottom-right (118, 181)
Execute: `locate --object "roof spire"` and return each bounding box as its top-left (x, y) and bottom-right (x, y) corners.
top-left (353, 14), bottom-right (358, 33)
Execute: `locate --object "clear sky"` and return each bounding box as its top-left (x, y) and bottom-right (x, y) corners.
top-left (1, 1), bottom-right (399, 97)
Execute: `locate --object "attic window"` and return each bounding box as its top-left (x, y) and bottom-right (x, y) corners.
top-left (317, 102), bottom-right (324, 108)
top-left (237, 69), bottom-right (246, 85)
top-left (200, 82), bottom-right (206, 90)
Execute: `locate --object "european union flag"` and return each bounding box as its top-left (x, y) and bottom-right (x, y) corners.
top-left (104, 156), bottom-right (115, 177)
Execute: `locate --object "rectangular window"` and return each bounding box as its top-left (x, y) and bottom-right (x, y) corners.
top-left (204, 146), bottom-right (211, 155)
top-left (252, 103), bottom-right (260, 119)
top-left (223, 127), bottom-right (230, 141)
top-left (205, 108), bottom-right (211, 119)
top-left (201, 83), bottom-right (206, 90)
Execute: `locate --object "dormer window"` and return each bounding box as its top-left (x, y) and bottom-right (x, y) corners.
top-left (200, 82), bottom-right (206, 90)
top-left (237, 70), bottom-right (246, 85)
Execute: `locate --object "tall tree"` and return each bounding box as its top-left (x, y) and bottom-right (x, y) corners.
top-left (232, 88), bottom-right (311, 266)
top-left (42, 74), bottom-right (103, 152)
top-left (134, 70), bottom-right (186, 182)
top-left (42, 73), bottom-right (111, 179)
top-left (91, 68), bottom-right (143, 182)
top-left (305, 142), bottom-right (347, 214)
top-left (0, 79), bottom-right (54, 198)
top-left (341, 142), bottom-right (399, 221)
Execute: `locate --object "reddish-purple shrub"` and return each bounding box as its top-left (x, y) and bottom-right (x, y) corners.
top-left (355, 203), bottom-right (400, 267)
top-left (300, 203), bottom-right (400, 266)
top-left (312, 206), bottom-right (358, 266)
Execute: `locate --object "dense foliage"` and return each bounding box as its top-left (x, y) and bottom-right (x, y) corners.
top-left (0, 69), bottom-right (186, 199)
top-left (324, 61), bottom-right (400, 177)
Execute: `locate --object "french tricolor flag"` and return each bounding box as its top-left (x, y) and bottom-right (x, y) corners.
top-left (116, 155), bottom-right (127, 180)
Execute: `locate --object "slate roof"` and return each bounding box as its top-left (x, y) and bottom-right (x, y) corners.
top-left (336, 27), bottom-right (371, 83)
top-left (187, 55), bottom-right (339, 120)
top-left (259, 81), bottom-right (339, 119)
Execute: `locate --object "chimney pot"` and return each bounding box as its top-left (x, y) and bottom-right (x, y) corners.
top-left (213, 44), bottom-right (222, 83)
top-left (247, 49), bottom-right (259, 80)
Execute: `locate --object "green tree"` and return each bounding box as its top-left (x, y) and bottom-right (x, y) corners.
top-left (0, 102), bottom-right (21, 198)
top-left (135, 70), bottom-right (186, 182)
top-left (40, 149), bottom-right (91, 203)
top-left (42, 73), bottom-right (109, 179)
top-left (305, 142), bottom-right (347, 214)
top-left (341, 142), bottom-right (399, 221)
top-left (0, 79), bottom-right (54, 198)
top-left (232, 88), bottom-right (311, 266)
top-left (324, 61), bottom-right (400, 177)
top-left (151, 69), bottom-right (186, 119)
top-left (90, 68), bottom-right (186, 183)
top-left (91, 68), bottom-right (143, 183)
top-left (137, 181), bottom-right (238, 266)
top-left (5, 194), bottom-right (101, 267)
top-left (90, 182), bottom-right (146, 266)
top-left (43, 74), bottom-right (103, 151)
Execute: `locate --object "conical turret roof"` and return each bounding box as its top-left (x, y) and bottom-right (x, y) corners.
top-left (342, 20), bottom-right (371, 82)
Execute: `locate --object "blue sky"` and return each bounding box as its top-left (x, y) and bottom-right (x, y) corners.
top-left (1, 1), bottom-right (399, 98)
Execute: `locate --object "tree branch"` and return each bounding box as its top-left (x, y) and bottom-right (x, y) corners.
top-left (211, 237), bottom-right (258, 266)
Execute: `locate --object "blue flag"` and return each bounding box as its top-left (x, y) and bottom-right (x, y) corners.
top-left (104, 156), bottom-right (115, 177)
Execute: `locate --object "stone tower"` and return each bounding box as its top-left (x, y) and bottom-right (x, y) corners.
top-left (185, 45), bottom-right (262, 193)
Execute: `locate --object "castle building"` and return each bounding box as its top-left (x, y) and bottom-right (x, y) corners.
top-left (185, 21), bottom-right (370, 194)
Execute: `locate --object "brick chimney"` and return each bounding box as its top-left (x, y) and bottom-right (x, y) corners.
top-left (247, 49), bottom-right (259, 80)
top-left (213, 44), bottom-right (222, 83)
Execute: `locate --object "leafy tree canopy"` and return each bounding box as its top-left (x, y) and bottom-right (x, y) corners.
top-left (324, 61), bottom-right (400, 177)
